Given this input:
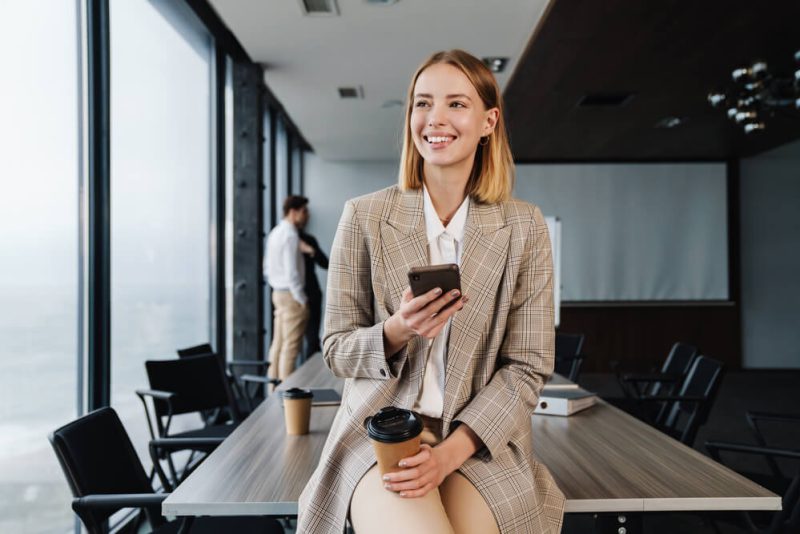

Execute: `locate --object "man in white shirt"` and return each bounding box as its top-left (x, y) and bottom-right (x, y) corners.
top-left (265, 196), bottom-right (310, 381)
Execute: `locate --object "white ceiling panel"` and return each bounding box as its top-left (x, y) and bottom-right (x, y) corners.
top-left (209, 0), bottom-right (550, 160)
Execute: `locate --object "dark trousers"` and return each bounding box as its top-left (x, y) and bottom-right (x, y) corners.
top-left (302, 291), bottom-right (322, 361)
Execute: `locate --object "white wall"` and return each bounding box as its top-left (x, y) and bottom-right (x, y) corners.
top-left (515, 163), bottom-right (728, 301)
top-left (740, 139), bottom-right (800, 369)
top-left (305, 156), bottom-right (729, 303)
top-left (303, 154), bottom-right (397, 299)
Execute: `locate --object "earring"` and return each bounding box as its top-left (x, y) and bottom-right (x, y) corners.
top-left (479, 136), bottom-right (489, 146)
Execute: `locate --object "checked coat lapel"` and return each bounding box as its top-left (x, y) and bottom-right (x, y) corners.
top-left (377, 188), bottom-right (512, 416)
top-left (444, 202), bottom-right (510, 422)
top-left (378, 188), bottom-right (429, 407)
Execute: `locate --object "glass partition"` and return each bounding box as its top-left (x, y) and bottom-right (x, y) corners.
top-left (109, 0), bottom-right (213, 461)
top-left (0, 2), bottom-right (81, 531)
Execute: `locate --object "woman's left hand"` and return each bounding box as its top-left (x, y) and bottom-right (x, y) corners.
top-left (381, 444), bottom-right (454, 498)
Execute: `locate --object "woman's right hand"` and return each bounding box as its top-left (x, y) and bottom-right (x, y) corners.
top-left (383, 287), bottom-right (468, 356)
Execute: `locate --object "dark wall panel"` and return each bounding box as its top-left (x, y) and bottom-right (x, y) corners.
top-left (232, 63), bottom-right (264, 362)
top-left (560, 304), bottom-right (741, 373)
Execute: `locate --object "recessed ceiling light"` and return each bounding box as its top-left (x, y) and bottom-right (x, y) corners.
top-left (298, 0), bottom-right (339, 16)
top-left (482, 57), bottom-right (508, 73)
top-left (338, 86), bottom-right (364, 99)
top-left (365, 0), bottom-right (400, 5)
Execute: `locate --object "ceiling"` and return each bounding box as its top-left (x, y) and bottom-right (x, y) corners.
top-left (209, 0), bottom-right (550, 161)
top-left (505, 0), bottom-right (800, 161)
top-left (209, 0), bottom-right (800, 161)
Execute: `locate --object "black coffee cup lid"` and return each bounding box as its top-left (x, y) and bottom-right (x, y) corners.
top-left (282, 388), bottom-right (313, 399)
top-left (365, 406), bottom-right (423, 443)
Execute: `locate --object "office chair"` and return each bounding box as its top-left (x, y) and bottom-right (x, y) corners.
top-left (176, 343), bottom-right (280, 413)
top-left (49, 407), bottom-right (283, 534)
top-left (137, 354), bottom-right (242, 485)
top-left (638, 355), bottom-right (724, 446)
top-left (617, 342), bottom-right (698, 423)
top-left (705, 411), bottom-right (800, 533)
top-left (554, 332), bottom-right (585, 382)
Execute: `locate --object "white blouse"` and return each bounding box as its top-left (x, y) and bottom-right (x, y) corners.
top-left (413, 186), bottom-right (469, 418)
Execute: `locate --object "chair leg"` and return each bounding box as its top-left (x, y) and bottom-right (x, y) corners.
top-left (176, 517), bottom-right (195, 534)
top-left (167, 454), bottom-right (180, 487)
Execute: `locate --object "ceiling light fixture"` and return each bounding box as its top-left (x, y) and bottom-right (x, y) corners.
top-left (655, 116), bottom-right (686, 129)
top-left (298, 0), bottom-right (339, 16)
top-left (338, 86), bottom-right (364, 99)
top-left (482, 57), bottom-right (508, 73)
top-left (707, 49), bottom-right (800, 134)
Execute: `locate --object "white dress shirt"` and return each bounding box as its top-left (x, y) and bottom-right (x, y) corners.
top-left (265, 219), bottom-right (307, 305)
top-left (413, 186), bottom-right (469, 418)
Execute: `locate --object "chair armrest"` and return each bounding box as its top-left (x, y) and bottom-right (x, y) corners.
top-left (637, 394), bottom-right (706, 403)
top-left (746, 411), bottom-right (800, 424)
top-left (150, 437), bottom-right (224, 453)
top-left (136, 389), bottom-right (177, 440)
top-left (135, 389), bottom-right (177, 401)
top-left (621, 372), bottom-right (682, 384)
top-left (72, 493), bottom-right (166, 512)
top-left (148, 438), bottom-right (225, 491)
top-left (240, 374), bottom-right (282, 386)
top-left (705, 440), bottom-right (800, 461)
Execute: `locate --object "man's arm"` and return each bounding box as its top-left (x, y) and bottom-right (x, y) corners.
top-left (284, 232), bottom-right (307, 306)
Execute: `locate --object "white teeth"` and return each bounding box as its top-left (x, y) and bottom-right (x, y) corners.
top-left (428, 136), bottom-right (452, 144)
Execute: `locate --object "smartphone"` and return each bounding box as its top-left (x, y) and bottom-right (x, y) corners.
top-left (408, 263), bottom-right (461, 302)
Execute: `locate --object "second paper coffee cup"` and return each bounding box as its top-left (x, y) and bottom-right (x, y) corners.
top-left (282, 388), bottom-right (313, 435)
top-left (365, 406), bottom-right (423, 476)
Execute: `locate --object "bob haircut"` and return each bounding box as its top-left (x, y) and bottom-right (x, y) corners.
top-left (398, 49), bottom-right (514, 204)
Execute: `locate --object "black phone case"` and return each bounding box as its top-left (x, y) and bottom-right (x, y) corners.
top-left (408, 263), bottom-right (461, 298)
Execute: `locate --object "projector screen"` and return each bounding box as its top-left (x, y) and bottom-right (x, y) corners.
top-left (515, 163), bottom-right (729, 301)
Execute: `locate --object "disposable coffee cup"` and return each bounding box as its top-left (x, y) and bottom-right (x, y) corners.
top-left (282, 388), bottom-right (313, 435)
top-left (365, 406), bottom-right (423, 476)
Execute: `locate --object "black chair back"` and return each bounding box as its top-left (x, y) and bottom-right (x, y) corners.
top-left (555, 332), bottom-right (585, 381)
top-left (651, 342), bottom-right (698, 396)
top-left (664, 355), bottom-right (724, 445)
top-left (177, 343), bottom-right (214, 358)
top-left (49, 407), bottom-right (157, 533)
top-left (146, 354), bottom-right (240, 422)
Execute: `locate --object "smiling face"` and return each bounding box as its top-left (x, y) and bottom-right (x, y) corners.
top-left (410, 63), bottom-right (499, 171)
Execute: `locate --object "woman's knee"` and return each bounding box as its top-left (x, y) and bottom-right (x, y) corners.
top-left (350, 465), bottom-right (454, 534)
top-left (440, 472), bottom-right (500, 534)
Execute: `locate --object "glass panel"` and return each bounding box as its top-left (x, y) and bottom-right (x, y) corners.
top-left (110, 0), bottom-right (212, 463)
top-left (0, 1), bottom-right (80, 531)
top-left (291, 138), bottom-right (303, 195)
top-left (263, 108), bottom-right (274, 345)
top-left (225, 55), bottom-right (234, 359)
top-left (275, 117), bottom-right (289, 220)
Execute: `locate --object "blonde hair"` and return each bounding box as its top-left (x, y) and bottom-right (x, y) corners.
top-left (398, 49), bottom-right (514, 204)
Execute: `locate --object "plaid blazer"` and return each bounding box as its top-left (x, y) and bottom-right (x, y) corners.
top-left (298, 185), bottom-right (565, 533)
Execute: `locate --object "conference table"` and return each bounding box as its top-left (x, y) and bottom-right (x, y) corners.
top-left (163, 357), bottom-right (779, 532)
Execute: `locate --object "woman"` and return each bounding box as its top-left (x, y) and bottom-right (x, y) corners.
top-left (298, 49), bottom-right (564, 534)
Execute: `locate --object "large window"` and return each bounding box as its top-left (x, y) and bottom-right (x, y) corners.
top-left (109, 0), bottom-right (213, 458)
top-left (0, 2), bottom-right (81, 531)
top-left (274, 116), bottom-right (289, 219)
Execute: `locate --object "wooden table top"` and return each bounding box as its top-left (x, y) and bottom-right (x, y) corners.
top-left (163, 357), bottom-right (780, 517)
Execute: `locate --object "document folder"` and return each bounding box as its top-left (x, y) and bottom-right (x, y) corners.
top-left (535, 387), bottom-right (597, 416)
